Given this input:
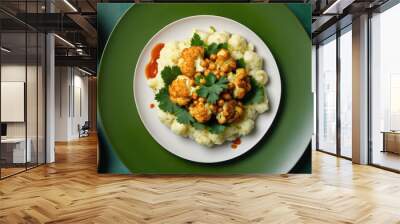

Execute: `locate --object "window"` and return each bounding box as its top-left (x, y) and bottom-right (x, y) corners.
top-left (317, 36), bottom-right (337, 154)
top-left (339, 28), bottom-right (352, 158)
top-left (370, 2), bottom-right (400, 171)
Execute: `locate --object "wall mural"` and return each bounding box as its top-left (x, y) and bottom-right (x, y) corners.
top-left (97, 3), bottom-right (312, 174)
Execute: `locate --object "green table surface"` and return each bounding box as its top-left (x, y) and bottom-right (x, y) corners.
top-left (98, 3), bottom-right (312, 174)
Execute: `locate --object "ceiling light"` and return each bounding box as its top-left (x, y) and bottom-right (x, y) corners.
top-left (54, 34), bottom-right (75, 48)
top-left (63, 0), bottom-right (78, 12)
top-left (1, 47), bottom-right (11, 53)
top-left (78, 67), bottom-right (93, 76)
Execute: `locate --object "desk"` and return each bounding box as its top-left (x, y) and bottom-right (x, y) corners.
top-left (382, 131), bottom-right (400, 154)
top-left (1, 138), bottom-right (31, 163)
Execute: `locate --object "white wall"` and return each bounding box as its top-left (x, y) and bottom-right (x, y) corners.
top-left (1, 65), bottom-right (40, 137)
top-left (55, 66), bottom-right (89, 141)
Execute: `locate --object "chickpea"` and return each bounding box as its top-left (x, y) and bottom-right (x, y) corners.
top-left (228, 59), bottom-right (237, 69)
top-left (218, 99), bottom-right (224, 107)
top-left (217, 115), bottom-right (226, 124)
top-left (218, 108), bottom-right (223, 113)
top-left (222, 93), bottom-right (232, 100)
top-left (195, 72), bottom-right (201, 77)
top-left (204, 69), bottom-right (210, 76)
top-left (199, 97), bottom-right (205, 103)
top-left (235, 88), bottom-right (246, 99)
top-left (192, 92), bottom-right (198, 100)
top-left (210, 54), bottom-right (217, 61)
top-left (236, 68), bottom-right (246, 76)
top-left (209, 62), bottom-right (216, 70)
top-left (217, 49), bottom-right (229, 59)
top-left (235, 106), bottom-right (243, 114)
top-left (223, 110), bottom-right (230, 117)
top-left (200, 78), bottom-right (206, 85)
top-left (200, 60), bottom-right (208, 68)
top-left (221, 64), bottom-right (230, 73)
top-left (228, 83), bottom-right (235, 90)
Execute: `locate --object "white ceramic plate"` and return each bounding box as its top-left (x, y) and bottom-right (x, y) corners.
top-left (134, 15), bottom-right (281, 163)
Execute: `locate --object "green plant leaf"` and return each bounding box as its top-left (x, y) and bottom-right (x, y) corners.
top-left (208, 124), bottom-right (226, 134)
top-left (191, 33), bottom-right (204, 46)
top-left (205, 42), bottom-right (228, 57)
top-left (175, 108), bottom-right (195, 124)
top-left (161, 66), bottom-right (181, 86)
top-left (194, 75), bottom-right (203, 85)
top-left (243, 77), bottom-right (265, 105)
top-left (205, 72), bottom-right (217, 85)
top-left (196, 73), bottom-right (228, 104)
top-left (236, 58), bottom-right (246, 68)
top-left (192, 122), bottom-right (206, 130)
top-left (155, 88), bottom-right (177, 113)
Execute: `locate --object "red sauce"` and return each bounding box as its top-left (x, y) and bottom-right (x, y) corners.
top-left (233, 137), bottom-right (241, 145)
top-left (149, 103), bottom-right (155, 109)
top-left (231, 138), bottom-right (241, 150)
top-left (145, 43), bottom-right (165, 79)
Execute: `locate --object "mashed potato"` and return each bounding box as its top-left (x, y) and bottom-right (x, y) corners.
top-left (148, 28), bottom-right (269, 147)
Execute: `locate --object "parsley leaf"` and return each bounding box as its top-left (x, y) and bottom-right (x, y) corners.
top-left (236, 58), bottom-right (246, 68)
top-left (205, 72), bottom-right (216, 85)
top-left (191, 33), bottom-right (205, 46)
top-left (197, 73), bottom-right (228, 104)
top-left (155, 87), bottom-right (194, 124)
top-left (192, 122), bottom-right (206, 130)
top-left (243, 77), bottom-right (265, 105)
top-left (208, 124), bottom-right (226, 134)
top-left (194, 75), bottom-right (203, 85)
top-left (161, 66), bottom-right (181, 86)
top-left (175, 108), bottom-right (195, 124)
top-left (205, 42), bottom-right (228, 57)
top-left (155, 88), bottom-right (177, 113)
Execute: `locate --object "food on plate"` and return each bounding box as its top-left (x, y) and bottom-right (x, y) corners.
top-left (145, 27), bottom-right (269, 147)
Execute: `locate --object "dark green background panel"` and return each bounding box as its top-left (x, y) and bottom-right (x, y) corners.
top-left (97, 3), bottom-right (312, 174)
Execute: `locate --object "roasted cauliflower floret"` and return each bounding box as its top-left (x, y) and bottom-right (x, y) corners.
top-left (232, 68), bottom-right (251, 99)
top-left (189, 99), bottom-right (212, 123)
top-left (216, 99), bottom-right (244, 124)
top-left (179, 46), bottom-right (205, 77)
top-left (168, 75), bottom-right (193, 106)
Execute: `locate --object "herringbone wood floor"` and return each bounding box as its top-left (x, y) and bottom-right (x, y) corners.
top-left (0, 135), bottom-right (400, 224)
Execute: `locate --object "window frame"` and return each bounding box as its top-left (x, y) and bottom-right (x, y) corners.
top-left (315, 24), bottom-right (353, 161)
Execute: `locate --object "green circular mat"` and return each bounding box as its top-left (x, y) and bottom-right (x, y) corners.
top-left (98, 3), bottom-right (312, 174)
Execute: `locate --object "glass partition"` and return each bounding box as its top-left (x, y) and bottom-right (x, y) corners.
top-left (317, 35), bottom-right (337, 154)
top-left (1, 30), bottom-right (28, 177)
top-left (0, 3), bottom-right (46, 179)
